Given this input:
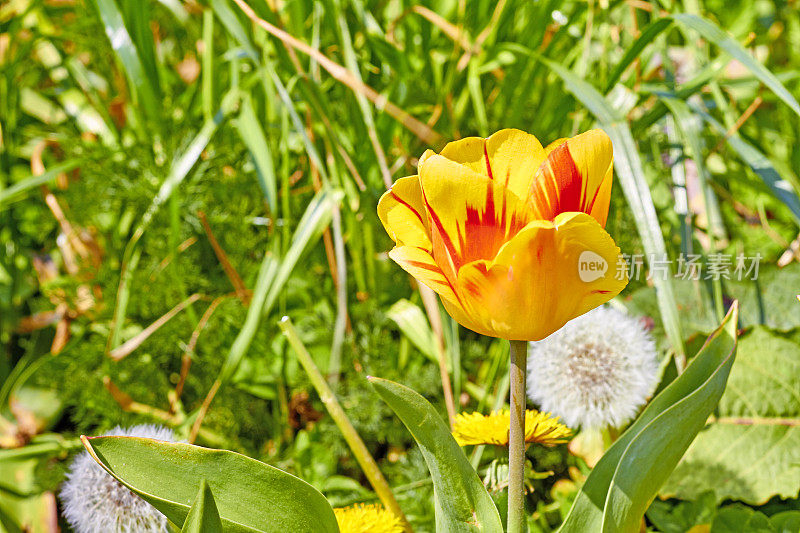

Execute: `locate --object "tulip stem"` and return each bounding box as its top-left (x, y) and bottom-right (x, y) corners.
top-left (507, 339), bottom-right (527, 533)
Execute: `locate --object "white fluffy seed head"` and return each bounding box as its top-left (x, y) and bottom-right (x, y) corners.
top-left (59, 424), bottom-right (175, 533)
top-left (527, 306), bottom-right (660, 430)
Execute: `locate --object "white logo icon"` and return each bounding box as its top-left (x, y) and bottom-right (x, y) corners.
top-left (578, 251), bottom-right (608, 282)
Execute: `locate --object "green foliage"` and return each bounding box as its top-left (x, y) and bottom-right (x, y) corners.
top-left (648, 494), bottom-right (800, 533)
top-left (727, 264), bottom-right (800, 332)
top-left (370, 377), bottom-right (504, 532)
top-left (662, 327), bottom-right (800, 504)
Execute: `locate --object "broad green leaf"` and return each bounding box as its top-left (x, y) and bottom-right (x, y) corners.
top-left (560, 303), bottom-right (739, 533)
top-left (770, 511), bottom-right (800, 532)
top-left (661, 327), bottom-right (800, 504)
top-left (672, 13), bottom-right (800, 118)
top-left (543, 58), bottom-right (686, 362)
top-left (81, 436), bottom-right (338, 533)
top-left (181, 480), bottom-right (223, 533)
top-left (645, 491), bottom-right (717, 533)
top-left (369, 377), bottom-right (503, 533)
top-left (726, 263), bottom-right (800, 332)
top-left (711, 506), bottom-right (773, 533)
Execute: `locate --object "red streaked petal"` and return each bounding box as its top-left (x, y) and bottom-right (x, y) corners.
top-left (450, 213), bottom-right (627, 340)
top-left (418, 154), bottom-right (532, 277)
top-left (528, 129), bottom-right (614, 226)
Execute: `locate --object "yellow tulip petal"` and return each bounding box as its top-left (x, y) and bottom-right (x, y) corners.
top-left (437, 136), bottom-right (487, 175)
top-left (377, 175), bottom-right (431, 250)
top-left (417, 154), bottom-right (531, 282)
top-left (434, 129), bottom-right (548, 205)
top-left (441, 296), bottom-right (495, 339)
top-left (388, 246), bottom-right (459, 305)
top-left (483, 129), bottom-right (548, 201)
top-left (453, 212), bottom-right (627, 340)
top-left (529, 129), bottom-right (614, 226)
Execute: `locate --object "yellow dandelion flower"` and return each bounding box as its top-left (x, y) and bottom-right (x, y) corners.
top-left (334, 504), bottom-right (404, 533)
top-left (452, 409), bottom-right (572, 447)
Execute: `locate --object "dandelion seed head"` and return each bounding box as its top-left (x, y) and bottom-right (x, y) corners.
top-left (59, 425), bottom-right (175, 533)
top-left (527, 306), bottom-right (659, 429)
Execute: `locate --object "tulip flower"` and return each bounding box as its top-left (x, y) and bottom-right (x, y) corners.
top-left (378, 128), bottom-right (627, 342)
top-left (378, 128), bottom-right (628, 533)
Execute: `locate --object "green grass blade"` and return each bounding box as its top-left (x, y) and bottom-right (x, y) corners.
top-left (265, 66), bottom-right (328, 181)
top-left (632, 56), bottom-right (728, 134)
top-left (0, 161), bottom-right (80, 209)
top-left (110, 108), bottom-right (229, 349)
top-left (219, 250), bottom-right (277, 384)
top-left (202, 8), bottom-right (215, 123)
top-left (660, 95), bottom-right (726, 319)
top-left (90, 0), bottom-right (161, 126)
top-left (219, 189), bottom-right (342, 382)
top-left (262, 189), bottom-right (343, 315)
top-left (334, 11), bottom-right (392, 187)
top-left (327, 209), bottom-right (348, 386)
top-left (605, 18), bottom-right (673, 92)
top-left (211, 0), bottom-right (257, 59)
top-left (672, 13), bottom-right (800, 118)
top-left (699, 110), bottom-right (800, 225)
top-left (235, 95), bottom-right (278, 212)
top-left (467, 60), bottom-right (489, 136)
top-left (280, 319), bottom-right (410, 529)
top-left (386, 299), bottom-right (440, 366)
top-left (120, 0), bottom-right (162, 102)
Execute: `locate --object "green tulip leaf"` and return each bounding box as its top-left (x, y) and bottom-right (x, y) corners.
top-left (369, 377), bottom-right (503, 533)
top-left (81, 436), bottom-right (338, 533)
top-left (560, 302), bottom-right (739, 533)
top-left (181, 480), bottom-right (223, 533)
